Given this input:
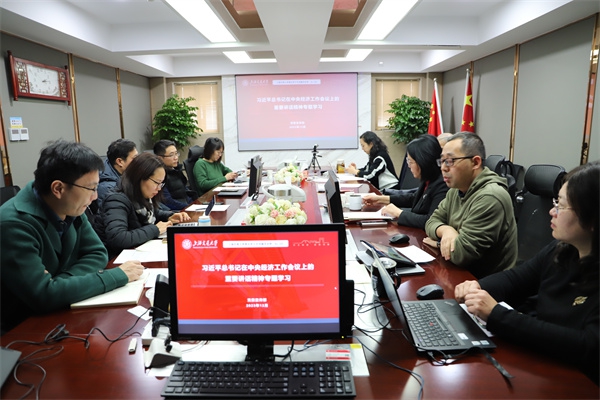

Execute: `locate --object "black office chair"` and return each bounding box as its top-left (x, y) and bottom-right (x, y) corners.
top-left (515, 164), bottom-right (566, 265)
top-left (484, 155), bottom-right (519, 211)
top-left (484, 155), bottom-right (506, 174)
top-left (382, 158), bottom-right (418, 196)
top-left (183, 145), bottom-right (204, 196)
top-left (0, 185), bottom-right (20, 206)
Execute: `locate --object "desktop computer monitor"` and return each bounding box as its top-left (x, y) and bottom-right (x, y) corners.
top-left (167, 223), bottom-right (353, 361)
top-left (248, 155), bottom-right (263, 200)
top-left (324, 172), bottom-right (344, 223)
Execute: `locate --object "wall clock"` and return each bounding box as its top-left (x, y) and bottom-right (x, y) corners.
top-left (8, 51), bottom-right (71, 104)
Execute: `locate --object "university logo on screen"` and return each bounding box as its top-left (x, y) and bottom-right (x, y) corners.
top-left (181, 239), bottom-right (218, 250)
top-left (242, 79), bottom-right (269, 87)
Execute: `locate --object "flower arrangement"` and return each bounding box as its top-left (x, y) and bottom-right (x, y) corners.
top-left (274, 165), bottom-right (304, 185)
top-left (244, 198), bottom-right (308, 225)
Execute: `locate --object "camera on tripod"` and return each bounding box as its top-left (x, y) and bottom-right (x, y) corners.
top-left (309, 144), bottom-right (321, 172)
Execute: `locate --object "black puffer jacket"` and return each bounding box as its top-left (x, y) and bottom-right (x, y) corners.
top-left (162, 164), bottom-right (195, 210)
top-left (96, 192), bottom-right (173, 257)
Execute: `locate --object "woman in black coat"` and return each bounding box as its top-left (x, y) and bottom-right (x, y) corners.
top-left (362, 134), bottom-right (448, 229)
top-left (96, 152), bottom-right (190, 257)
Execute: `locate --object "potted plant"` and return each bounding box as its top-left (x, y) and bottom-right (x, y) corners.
top-left (152, 94), bottom-right (202, 149)
top-left (386, 95), bottom-right (431, 144)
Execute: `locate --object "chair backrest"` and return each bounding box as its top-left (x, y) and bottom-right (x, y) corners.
top-left (516, 164), bottom-right (566, 264)
top-left (0, 185), bottom-right (20, 206)
top-left (485, 155), bottom-right (519, 210)
top-left (183, 145), bottom-right (204, 195)
top-left (397, 158), bottom-right (419, 190)
top-left (484, 155), bottom-right (506, 174)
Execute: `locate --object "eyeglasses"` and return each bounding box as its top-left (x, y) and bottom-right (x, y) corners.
top-left (64, 181), bottom-right (98, 192)
top-left (148, 177), bottom-right (166, 189)
top-left (406, 158), bottom-right (416, 167)
top-left (552, 198), bottom-right (573, 215)
top-left (436, 156), bottom-right (474, 168)
top-left (161, 152), bottom-right (180, 158)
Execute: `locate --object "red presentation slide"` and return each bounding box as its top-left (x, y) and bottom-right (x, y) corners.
top-left (236, 73), bottom-right (358, 151)
top-left (172, 231), bottom-right (340, 322)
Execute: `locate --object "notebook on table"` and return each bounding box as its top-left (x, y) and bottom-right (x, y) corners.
top-left (371, 248), bottom-right (495, 354)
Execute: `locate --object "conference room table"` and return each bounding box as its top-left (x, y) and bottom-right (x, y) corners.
top-left (1, 178), bottom-right (598, 400)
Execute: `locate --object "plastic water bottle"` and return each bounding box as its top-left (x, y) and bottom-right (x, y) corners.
top-left (197, 215), bottom-right (211, 226)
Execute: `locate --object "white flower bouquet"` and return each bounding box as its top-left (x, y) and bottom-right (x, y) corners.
top-left (244, 198), bottom-right (308, 225)
top-left (274, 165), bottom-right (304, 185)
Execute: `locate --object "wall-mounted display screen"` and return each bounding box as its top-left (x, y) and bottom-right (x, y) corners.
top-left (236, 73), bottom-right (358, 151)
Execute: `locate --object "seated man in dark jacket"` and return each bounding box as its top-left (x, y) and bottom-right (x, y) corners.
top-left (153, 140), bottom-right (197, 210)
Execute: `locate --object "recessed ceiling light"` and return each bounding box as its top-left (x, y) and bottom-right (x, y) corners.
top-left (165, 0), bottom-right (236, 43)
top-left (223, 51), bottom-right (276, 64)
top-left (358, 0), bottom-right (421, 40)
top-left (320, 49), bottom-right (373, 63)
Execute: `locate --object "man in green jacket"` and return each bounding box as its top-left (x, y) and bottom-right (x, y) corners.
top-left (425, 133), bottom-right (517, 278)
top-left (0, 140), bottom-right (144, 333)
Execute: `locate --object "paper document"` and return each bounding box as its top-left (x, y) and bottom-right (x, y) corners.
top-left (340, 184), bottom-right (363, 190)
top-left (344, 211), bottom-right (392, 221)
top-left (70, 269), bottom-right (149, 309)
top-left (113, 240), bottom-right (168, 264)
top-left (337, 173), bottom-right (366, 182)
top-left (185, 204), bottom-right (207, 212)
top-left (397, 245), bottom-right (435, 263)
top-left (145, 268), bottom-right (169, 288)
top-left (345, 260), bottom-right (371, 284)
top-left (222, 182), bottom-right (249, 187)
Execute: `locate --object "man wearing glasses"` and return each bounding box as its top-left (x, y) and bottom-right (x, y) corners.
top-left (153, 139), bottom-right (197, 210)
top-left (0, 140), bottom-right (144, 333)
top-left (425, 132), bottom-right (517, 278)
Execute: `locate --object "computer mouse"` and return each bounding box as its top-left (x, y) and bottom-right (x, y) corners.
top-left (389, 233), bottom-right (410, 245)
top-left (416, 284), bottom-right (444, 300)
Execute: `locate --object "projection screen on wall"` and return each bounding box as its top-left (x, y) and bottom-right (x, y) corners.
top-left (235, 73), bottom-right (358, 151)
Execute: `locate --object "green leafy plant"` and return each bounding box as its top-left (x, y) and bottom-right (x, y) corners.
top-left (386, 95), bottom-right (431, 144)
top-left (152, 94), bottom-right (201, 149)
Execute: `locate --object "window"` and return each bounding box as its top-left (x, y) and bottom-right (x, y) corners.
top-left (174, 81), bottom-right (220, 134)
top-left (374, 79), bottom-right (420, 130)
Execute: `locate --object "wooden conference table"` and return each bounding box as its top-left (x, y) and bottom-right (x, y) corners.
top-left (1, 179), bottom-right (597, 400)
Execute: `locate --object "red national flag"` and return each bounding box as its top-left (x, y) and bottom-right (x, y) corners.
top-left (461, 69), bottom-right (475, 132)
top-left (427, 81), bottom-right (443, 136)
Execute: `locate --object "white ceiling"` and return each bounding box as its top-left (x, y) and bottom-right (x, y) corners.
top-left (1, 0), bottom-right (598, 78)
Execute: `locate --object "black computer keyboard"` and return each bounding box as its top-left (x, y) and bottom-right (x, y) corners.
top-left (161, 360), bottom-right (356, 398)
top-left (403, 302), bottom-right (460, 348)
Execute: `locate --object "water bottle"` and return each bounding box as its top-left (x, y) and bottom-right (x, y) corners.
top-left (197, 215), bottom-right (211, 226)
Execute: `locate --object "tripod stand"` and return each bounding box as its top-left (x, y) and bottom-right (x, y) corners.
top-left (309, 145), bottom-right (322, 173)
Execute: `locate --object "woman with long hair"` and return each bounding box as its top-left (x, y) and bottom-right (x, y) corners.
top-left (362, 134), bottom-right (448, 229)
top-left (345, 131), bottom-right (399, 191)
top-left (193, 137), bottom-right (238, 196)
top-left (97, 152), bottom-right (190, 257)
top-left (455, 161), bottom-right (599, 384)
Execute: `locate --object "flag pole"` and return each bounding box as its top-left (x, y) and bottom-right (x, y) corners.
top-left (434, 78), bottom-right (443, 132)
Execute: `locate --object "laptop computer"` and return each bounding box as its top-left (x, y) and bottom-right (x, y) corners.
top-left (216, 186), bottom-right (247, 197)
top-left (0, 347), bottom-right (21, 388)
top-left (371, 247), bottom-right (495, 354)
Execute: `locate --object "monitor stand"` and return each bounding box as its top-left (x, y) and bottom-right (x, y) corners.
top-left (244, 340), bottom-right (275, 362)
top-left (240, 193), bottom-right (265, 208)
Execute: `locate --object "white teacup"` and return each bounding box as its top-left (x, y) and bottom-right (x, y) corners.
top-left (348, 194), bottom-right (362, 210)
